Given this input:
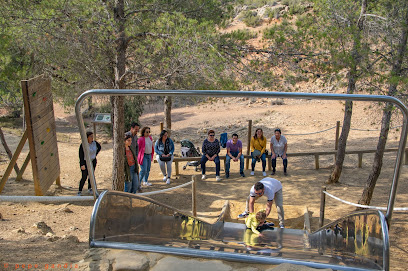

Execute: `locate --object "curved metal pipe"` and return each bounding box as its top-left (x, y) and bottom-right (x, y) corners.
top-left (75, 89), bottom-right (408, 227)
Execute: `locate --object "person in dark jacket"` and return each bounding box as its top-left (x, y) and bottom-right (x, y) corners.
top-left (124, 134), bottom-right (140, 193)
top-left (77, 131), bottom-right (101, 196)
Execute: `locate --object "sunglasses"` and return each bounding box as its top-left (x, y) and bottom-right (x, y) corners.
top-left (255, 191), bottom-right (263, 195)
top-left (209, 134), bottom-right (215, 137)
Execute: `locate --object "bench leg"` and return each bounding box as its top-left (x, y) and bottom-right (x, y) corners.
top-left (175, 161), bottom-right (179, 175)
top-left (315, 155), bottom-right (319, 170)
top-left (358, 153), bottom-right (363, 168)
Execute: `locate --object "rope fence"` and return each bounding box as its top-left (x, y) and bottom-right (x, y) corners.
top-left (323, 190), bottom-right (408, 211)
top-left (319, 186), bottom-right (408, 228)
top-left (139, 180), bottom-right (193, 196)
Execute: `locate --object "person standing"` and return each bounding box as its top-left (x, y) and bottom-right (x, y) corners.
top-left (155, 130), bottom-right (174, 184)
top-left (77, 131), bottom-right (101, 196)
top-left (225, 133), bottom-right (245, 178)
top-left (138, 127), bottom-right (154, 186)
top-left (124, 134), bottom-right (140, 193)
top-left (238, 177), bottom-right (284, 229)
top-left (250, 128), bottom-right (267, 176)
top-left (125, 122), bottom-right (140, 155)
top-left (270, 128), bottom-right (288, 176)
top-left (201, 130), bottom-right (222, 181)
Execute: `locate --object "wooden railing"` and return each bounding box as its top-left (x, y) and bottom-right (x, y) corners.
top-left (154, 148), bottom-right (407, 175)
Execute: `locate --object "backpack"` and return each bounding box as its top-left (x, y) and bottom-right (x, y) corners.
top-left (220, 133), bottom-right (228, 148)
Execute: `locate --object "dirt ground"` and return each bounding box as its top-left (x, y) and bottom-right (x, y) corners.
top-left (1, 97), bottom-right (408, 270)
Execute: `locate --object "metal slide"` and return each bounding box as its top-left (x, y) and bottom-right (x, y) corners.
top-left (89, 190), bottom-right (388, 270)
top-left (76, 90), bottom-right (407, 271)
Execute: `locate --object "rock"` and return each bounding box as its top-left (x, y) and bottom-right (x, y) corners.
top-left (63, 207), bottom-right (74, 213)
top-left (33, 221), bottom-right (53, 235)
top-left (13, 227), bottom-right (25, 234)
top-left (69, 226), bottom-right (79, 231)
top-left (46, 232), bottom-right (60, 242)
top-left (111, 251), bottom-right (149, 271)
top-left (61, 235), bottom-right (79, 243)
top-left (151, 257), bottom-right (233, 271)
top-left (0, 212), bottom-right (3, 220)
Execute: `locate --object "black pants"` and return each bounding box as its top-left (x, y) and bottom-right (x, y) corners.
top-left (78, 159), bottom-right (97, 192)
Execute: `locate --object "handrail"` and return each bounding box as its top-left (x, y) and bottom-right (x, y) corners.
top-left (75, 90), bottom-right (408, 228)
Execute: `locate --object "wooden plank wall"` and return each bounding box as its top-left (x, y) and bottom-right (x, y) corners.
top-left (21, 75), bottom-right (60, 196)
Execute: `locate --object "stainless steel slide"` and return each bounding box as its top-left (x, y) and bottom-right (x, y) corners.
top-left (89, 190), bottom-right (389, 271)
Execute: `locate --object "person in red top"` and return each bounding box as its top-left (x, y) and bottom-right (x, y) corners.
top-left (124, 134), bottom-right (140, 193)
top-left (137, 127), bottom-right (154, 186)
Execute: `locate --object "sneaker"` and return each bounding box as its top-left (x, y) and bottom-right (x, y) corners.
top-left (88, 188), bottom-right (92, 194)
top-left (284, 171), bottom-right (288, 176)
top-left (280, 225), bottom-right (285, 229)
top-left (77, 191), bottom-right (81, 196)
top-left (262, 171), bottom-right (266, 177)
top-left (225, 172), bottom-right (229, 179)
top-left (271, 171), bottom-right (275, 175)
top-left (166, 178), bottom-right (171, 184)
top-left (163, 176), bottom-right (167, 182)
top-left (143, 182), bottom-right (152, 186)
top-left (240, 172), bottom-right (245, 177)
top-left (216, 176), bottom-right (222, 182)
top-left (137, 188), bottom-right (143, 193)
top-left (266, 222), bottom-right (275, 227)
top-left (238, 212), bottom-right (249, 219)
top-left (202, 174), bottom-right (206, 180)
top-left (250, 171), bottom-right (254, 176)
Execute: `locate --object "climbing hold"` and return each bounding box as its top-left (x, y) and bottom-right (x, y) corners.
top-left (41, 141), bottom-right (44, 145)
top-left (43, 97), bottom-right (47, 102)
top-left (33, 92), bottom-right (36, 97)
top-left (46, 128), bottom-right (50, 133)
top-left (50, 153), bottom-right (54, 156)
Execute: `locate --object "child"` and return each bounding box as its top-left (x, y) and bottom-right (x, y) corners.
top-left (245, 209), bottom-right (274, 236)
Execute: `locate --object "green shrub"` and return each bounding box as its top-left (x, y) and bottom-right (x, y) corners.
top-left (240, 10), bottom-right (263, 27)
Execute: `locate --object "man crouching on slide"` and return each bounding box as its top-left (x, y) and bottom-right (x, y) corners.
top-left (238, 177), bottom-right (285, 229)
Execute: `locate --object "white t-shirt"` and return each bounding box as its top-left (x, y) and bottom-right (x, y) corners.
top-left (270, 135), bottom-right (287, 156)
top-left (250, 177), bottom-right (282, 201)
top-left (144, 137), bottom-right (153, 154)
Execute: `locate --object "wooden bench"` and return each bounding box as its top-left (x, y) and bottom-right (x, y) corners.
top-left (155, 148), bottom-right (408, 175)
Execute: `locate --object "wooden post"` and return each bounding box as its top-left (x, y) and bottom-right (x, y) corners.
top-left (0, 127), bottom-right (20, 174)
top-left (93, 122), bottom-right (97, 141)
top-left (15, 152), bottom-right (31, 182)
top-left (0, 130), bottom-right (28, 193)
top-left (405, 149), bottom-right (408, 165)
top-left (319, 186), bottom-right (326, 228)
top-left (246, 120), bottom-right (252, 170)
top-left (192, 175), bottom-right (197, 217)
top-left (314, 154), bottom-right (320, 170)
top-left (335, 121), bottom-right (340, 150)
top-left (160, 122), bottom-right (164, 132)
top-left (358, 153), bottom-right (363, 168)
top-left (175, 161), bottom-right (179, 175)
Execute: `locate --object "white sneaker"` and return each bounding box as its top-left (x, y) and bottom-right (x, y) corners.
top-left (202, 175), bottom-right (206, 180)
top-left (163, 176), bottom-right (167, 182)
top-left (263, 171), bottom-right (266, 177)
top-left (166, 178), bottom-right (171, 184)
top-left (250, 171), bottom-right (254, 176)
top-left (216, 176), bottom-right (222, 182)
top-left (143, 182), bottom-right (152, 186)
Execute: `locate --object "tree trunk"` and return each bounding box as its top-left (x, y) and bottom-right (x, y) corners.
top-left (164, 96), bottom-right (172, 135)
top-left (327, 0), bottom-right (367, 184)
top-left (111, 0), bottom-right (126, 191)
top-left (359, 6), bottom-right (408, 205)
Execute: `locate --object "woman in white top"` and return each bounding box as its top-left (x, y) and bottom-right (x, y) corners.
top-left (137, 127), bottom-right (154, 186)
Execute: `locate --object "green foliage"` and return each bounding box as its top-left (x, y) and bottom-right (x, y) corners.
top-left (236, 0), bottom-right (278, 9)
top-left (240, 10), bottom-right (263, 27)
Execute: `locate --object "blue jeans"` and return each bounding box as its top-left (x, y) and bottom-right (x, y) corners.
top-left (251, 152), bottom-right (266, 171)
top-left (124, 164), bottom-right (139, 193)
top-left (225, 152), bottom-right (244, 174)
top-left (272, 156), bottom-right (288, 173)
top-left (139, 154), bottom-right (152, 183)
top-left (200, 155), bottom-right (220, 176)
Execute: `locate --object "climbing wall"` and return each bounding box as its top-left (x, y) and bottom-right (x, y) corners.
top-left (21, 75), bottom-right (60, 195)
